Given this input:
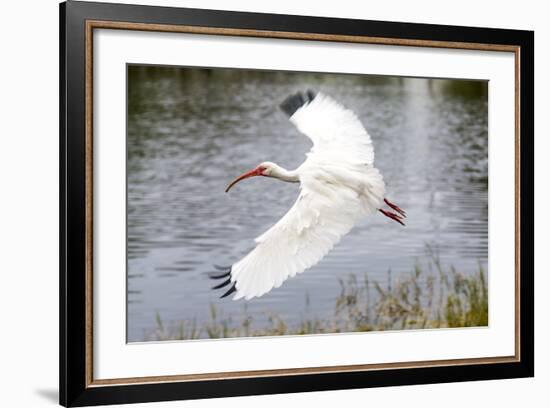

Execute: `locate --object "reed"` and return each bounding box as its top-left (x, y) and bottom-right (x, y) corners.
top-left (147, 257), bottom-right (488, 341)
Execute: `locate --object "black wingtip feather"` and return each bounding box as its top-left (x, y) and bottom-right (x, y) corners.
top-left (279, 90), bottom-right (317, 117)
top-left (209, 270), bottom-right (231, 280)
top-left (211, 278), bottom-right (232, 290)
top-left (210, 265), bottom-right (237, 298)
top-left (220, 283), bottom-right (237, 298)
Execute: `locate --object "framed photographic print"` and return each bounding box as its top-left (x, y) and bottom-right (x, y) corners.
top-left (59, 1), bottom-right (534, 406)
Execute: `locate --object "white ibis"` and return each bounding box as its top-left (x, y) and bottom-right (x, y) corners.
top-left (212, 91), bottom-right (406, 300)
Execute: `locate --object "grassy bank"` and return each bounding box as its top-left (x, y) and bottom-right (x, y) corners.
top-left (147, 257), bottom-right (488, 341)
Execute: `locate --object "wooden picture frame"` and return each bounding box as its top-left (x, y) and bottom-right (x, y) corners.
top-left (60, 1), bottom-right (534, 406)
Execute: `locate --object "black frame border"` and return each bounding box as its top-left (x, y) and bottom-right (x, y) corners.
top-left (60, 1), bottom-right (534, 406)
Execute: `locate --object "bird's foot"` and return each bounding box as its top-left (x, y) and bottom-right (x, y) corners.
top-left (384, 198), bottom-right (406, 217)
top-left (379, 209), bottom-right (405, 226)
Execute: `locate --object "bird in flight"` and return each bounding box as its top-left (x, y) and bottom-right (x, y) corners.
top-left (211, 91), bottom-right (406, 300)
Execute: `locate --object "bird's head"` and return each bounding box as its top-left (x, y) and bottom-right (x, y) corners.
top-left (225, 162), bottom-right (281, 193)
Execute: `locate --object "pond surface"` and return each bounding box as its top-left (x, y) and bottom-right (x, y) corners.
top-left (127, 66), bottom-right (488, 342)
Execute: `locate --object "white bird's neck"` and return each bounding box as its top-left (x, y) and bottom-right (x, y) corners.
top-left (270, 164), bottom-right (300, 183)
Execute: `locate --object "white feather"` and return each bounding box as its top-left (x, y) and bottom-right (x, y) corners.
top-left (230, 93), bottom-right (385, 300)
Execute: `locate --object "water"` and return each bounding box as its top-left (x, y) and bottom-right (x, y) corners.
top-left (127, 66), bottom-right (488, 342)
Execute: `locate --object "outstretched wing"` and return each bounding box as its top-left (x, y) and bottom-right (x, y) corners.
top-left (281, 91), bottom-right (375, 166)
top-left (212, 183), bottom-right (365, 300)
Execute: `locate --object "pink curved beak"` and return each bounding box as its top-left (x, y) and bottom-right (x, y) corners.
top-left (225, 167), bottom-right (263, 193)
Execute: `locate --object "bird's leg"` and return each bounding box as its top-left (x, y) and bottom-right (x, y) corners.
top-left (379, 209), bottom-right (405, 226)
top-left (384, 198), bottom-right (406, 217)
